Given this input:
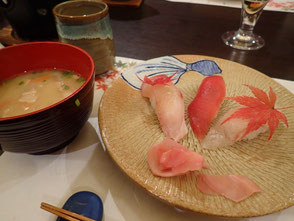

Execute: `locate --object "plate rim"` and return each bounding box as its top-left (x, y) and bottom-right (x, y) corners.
top-left (98, 54), bottom-right (294, 218)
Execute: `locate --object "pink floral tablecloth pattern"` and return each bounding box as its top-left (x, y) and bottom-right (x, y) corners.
top-left (95, 57), bottom-right (141, 92)
top-left (267, 0), bottom-right (294, 11)
top-left (166, 0), bottom-right (294, 12)
top-left (92, 57), bottom-right (142, 113)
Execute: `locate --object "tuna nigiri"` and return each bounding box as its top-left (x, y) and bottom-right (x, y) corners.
top-left (147, 138), bottom-right (209, 177)
top-left (141, 74), bottom-right (188, 142)
top-left (196, 174), bottom-right (261, 202)
top-left (188, 75), bottom-right (226, 142)
top-left (201, 85), bottom-right (293, 149)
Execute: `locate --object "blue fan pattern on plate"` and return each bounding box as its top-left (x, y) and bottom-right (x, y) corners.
top-left (121, 56), bottom-right (222, 90)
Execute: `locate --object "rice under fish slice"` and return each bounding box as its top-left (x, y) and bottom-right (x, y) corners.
top-left (201, 109), bottom-right (268, 149)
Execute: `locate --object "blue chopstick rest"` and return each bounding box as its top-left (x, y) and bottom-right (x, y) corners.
top-left (56, 191), bottom-right (103, 221)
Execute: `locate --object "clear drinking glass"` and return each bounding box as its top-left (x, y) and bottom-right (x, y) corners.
top-left (222, 0), bottom-right (270, 50)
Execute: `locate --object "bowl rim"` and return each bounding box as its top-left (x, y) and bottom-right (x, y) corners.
top-left (0, 41), bottom-right (95, 122)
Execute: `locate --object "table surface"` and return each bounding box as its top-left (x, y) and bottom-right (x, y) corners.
top-left (1, 0), bottom-right (293, 80)
top-left (109, 0), bottom-right (294, 81)
top-left (1, 1), bottom-right (294, 220)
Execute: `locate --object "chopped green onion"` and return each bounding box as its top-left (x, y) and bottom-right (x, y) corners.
top-left (75, 99), bottom-right (80, 107)
top-left (19, 81), bottom-right (24, 85)
top-left (76, 77), bottom-right (86, 83)
top-left (62, 70), bottom-right (74, 78)
top-left (63, 85), bottom-right (70, 90)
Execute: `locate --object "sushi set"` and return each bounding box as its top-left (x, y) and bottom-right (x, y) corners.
top-left (98, 55), bottom-right (294, 217)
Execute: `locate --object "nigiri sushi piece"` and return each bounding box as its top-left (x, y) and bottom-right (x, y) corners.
top-left (141, 74), bottom-right (188, 142)
top-left (147, 138), bottom-right (209, 177)
top-left (196, 174), bottom-right (261, 202)
top-left (201, 85), bottom-right (293, 149)
top-left (201, 109), bottom-right (268, 149)
top-left (188, 75), bottom-right (226, 141)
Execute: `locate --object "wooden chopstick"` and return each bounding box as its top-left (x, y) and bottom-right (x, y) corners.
top-left (41, 202), bottom-right (95, 221)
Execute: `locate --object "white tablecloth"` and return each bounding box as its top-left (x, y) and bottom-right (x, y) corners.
top-left (0, 56), bottom-right (293, 221)
top-left (166, 0), bottom-right (294, 13)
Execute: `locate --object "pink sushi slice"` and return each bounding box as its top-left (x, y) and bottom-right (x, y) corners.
top-left (147, 138), bottom-right (208, 177)
top-left (141, 74), bottom-right (188, 142)
top-left (196, 174), bottom-right (261, 202)
top-left (188, 75), bottom-right (226, 142)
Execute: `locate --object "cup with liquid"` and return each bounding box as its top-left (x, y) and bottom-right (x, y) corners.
top-left (53, 0), bottom-right (115, 75)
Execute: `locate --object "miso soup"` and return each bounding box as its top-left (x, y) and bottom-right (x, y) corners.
top-left (0, 69), bottom-right (86, 118)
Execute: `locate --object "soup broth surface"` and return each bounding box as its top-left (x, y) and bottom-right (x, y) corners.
top-left (0, 69), bottom-right (85, 118)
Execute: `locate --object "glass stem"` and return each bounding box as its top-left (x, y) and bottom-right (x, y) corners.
top-left (239, 1), bottom-right (267, 34)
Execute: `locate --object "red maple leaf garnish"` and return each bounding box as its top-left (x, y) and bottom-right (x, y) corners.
top-left (136, 73), bottom-right (177, 86)
top-left (221, 85), bottom-right (293, 141)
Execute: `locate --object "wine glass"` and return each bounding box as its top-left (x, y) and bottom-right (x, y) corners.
top-left (222, 0), bottom-right (270, 50)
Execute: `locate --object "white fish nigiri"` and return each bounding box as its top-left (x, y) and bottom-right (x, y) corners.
top-left (141, 74), bottom-right (188, 142)
top-left (202, 85), bottom-right (292, 149)
top-left (201, 109), bottom-right (268, 149)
